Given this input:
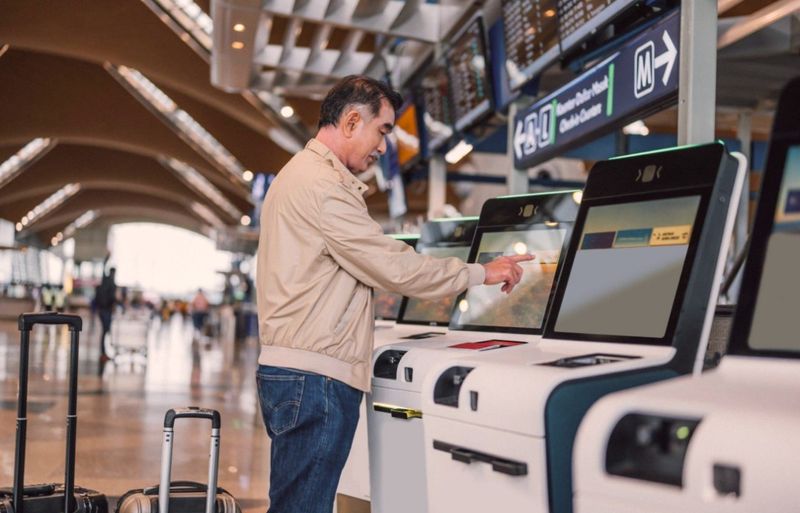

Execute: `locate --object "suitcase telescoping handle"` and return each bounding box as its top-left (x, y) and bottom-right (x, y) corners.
top-left (159, 408), bottom-right (222, 513)
top-left (13, 312), bottom-right (83, 513)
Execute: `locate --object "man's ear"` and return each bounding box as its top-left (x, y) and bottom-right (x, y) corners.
top-left (341, 109), bottom-right (361, 138)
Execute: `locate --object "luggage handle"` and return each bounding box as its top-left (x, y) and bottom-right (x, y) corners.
top-left (142, 481), bottom-right (231, 496)
top-left (19, 312), bottom-right (83, 332)
top-left (13, 313), bottom-right (82, 513)
top-left (159, 408), bottom-right (221, 513)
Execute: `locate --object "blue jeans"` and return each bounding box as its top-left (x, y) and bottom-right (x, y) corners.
top-left (257, 365), bottom-right (363, 513)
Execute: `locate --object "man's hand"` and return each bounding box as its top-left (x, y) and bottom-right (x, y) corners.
top-left (481, 254), bottom-right (536, 294)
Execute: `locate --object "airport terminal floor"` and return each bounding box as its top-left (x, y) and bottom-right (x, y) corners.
top-left (0, 312), bottom-right (271, 512)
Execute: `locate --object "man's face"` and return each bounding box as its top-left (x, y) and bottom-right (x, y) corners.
top-left (344, 98), bottom-right (395, 173)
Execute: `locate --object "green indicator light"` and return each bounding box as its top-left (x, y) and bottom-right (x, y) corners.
top-left (676, 426), bottom-right (690, 440)
top-left (606, 64), bottom-right (615, 116)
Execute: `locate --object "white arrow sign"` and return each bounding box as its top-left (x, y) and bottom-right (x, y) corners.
top-left (513, 119), bottom-right (526, 160)
top-left (654, 30), bottom-right (677, 86)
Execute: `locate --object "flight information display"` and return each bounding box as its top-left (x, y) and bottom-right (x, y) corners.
top-left (420, 62), bottom-right (455, 151)
top-left (452, 227), bottom-right (567, 330)
top-left (503, 0), bottom-right (559, 90)
top-left (502, 0), bottom-right (636, 90)
top-left (445, 17), bottom-right (492, 131)
top-left (558, 0), bottom-right (612, 40)
top-left (749, 145), bottom-right (800, 354)
top-left (400, 246), bottom-right (471, 324)
top-left (554, 196), bottom-right (701, 339)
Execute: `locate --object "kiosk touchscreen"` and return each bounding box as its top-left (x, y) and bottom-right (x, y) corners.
top-left (368, 191), bottom-right (579, 513)
top-left (338, 218), bottom-right (477, 503)
top-left (420, 142), bottom-right (747, 513)
top-left (375, 217), bottom-right (479, 344)
top-left (573, 77), bottom-right (800, 513)
top-left (375, 234), bottom-right (420, 328)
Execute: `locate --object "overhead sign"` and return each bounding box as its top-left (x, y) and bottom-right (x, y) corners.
top-left (513, 10), bottom-right (680, 169)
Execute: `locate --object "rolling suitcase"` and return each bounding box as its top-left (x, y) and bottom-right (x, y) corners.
top-left (0, 312), bottom-right (108, 513)
top-left (115, 408), bottom-right (240, 513)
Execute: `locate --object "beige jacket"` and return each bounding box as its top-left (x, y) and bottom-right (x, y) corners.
top-left (257, 139), bottom-right (485, 391)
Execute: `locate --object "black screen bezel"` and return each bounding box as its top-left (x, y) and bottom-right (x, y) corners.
top-left (448, 222), bottom-right (573, 334)
top-left (544, 188), bottom-right (711, 346)
top-left (728, 131), bottom-right (800, 359)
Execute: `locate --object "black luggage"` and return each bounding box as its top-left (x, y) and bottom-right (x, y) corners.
top-left (0, 312), bottom-right (108, 513)
top-left (115, 408), bottom-right (240, 513)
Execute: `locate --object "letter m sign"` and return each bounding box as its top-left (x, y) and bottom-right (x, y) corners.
top-left (634, 41), bottom-right (655, 98)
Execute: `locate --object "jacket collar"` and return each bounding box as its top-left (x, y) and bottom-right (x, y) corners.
top-left (305, 138), bottom-right (369, 194)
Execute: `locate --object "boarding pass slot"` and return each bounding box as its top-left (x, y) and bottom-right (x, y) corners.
top-left (539, 353), bottom-right (640, 368)
top-left (433, 440), bottom-right (528, 476)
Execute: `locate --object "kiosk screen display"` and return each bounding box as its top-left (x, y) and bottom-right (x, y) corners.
top-left (401, 246), bottom-right (471, 324)
top-left (748, 145), bottom-right (800, 353)
top-left (555, 195), bottom-right (701, 338)
top-left (374, 290), bottom-right (403, 320)
top-left (454, 228), bottom-right (567, 329)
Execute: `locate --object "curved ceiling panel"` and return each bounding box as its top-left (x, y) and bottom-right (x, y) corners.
top-left (0, 144), bottom-right (236, 222)
top-left (0, 49), bottom-right (251, 207)
top-left (19, 190), bottom-right (200, 240)
top-left (161, 85), bottom-right (290, 173)
top-left (0, 0), bottom-right (277, 139)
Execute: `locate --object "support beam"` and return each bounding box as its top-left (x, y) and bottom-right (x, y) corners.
top-left (678, 0), bottom-right (718, 145)
top-left (427, 155), bottom-right (447, 220)
top-left (506, 101), bottom-right (528, 195)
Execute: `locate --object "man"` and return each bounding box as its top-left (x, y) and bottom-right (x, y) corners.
top-left (256, 76), bottom-right (532, 513)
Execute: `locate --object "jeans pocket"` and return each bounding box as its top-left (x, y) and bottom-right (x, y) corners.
top-left (257, 373), bottom-right (305, 436)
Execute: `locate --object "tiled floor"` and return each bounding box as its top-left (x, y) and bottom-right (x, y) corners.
top-left (0, 311), bottom-right (270, 512)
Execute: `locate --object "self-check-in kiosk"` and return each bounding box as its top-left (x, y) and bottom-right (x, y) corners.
top-left (367, 191), bottom-right (580, 513)
top-left (420, 142), bottom-right (747, 513)
top-left (572, 78), bottom-right (800, 513)
top-left (338, 218), bottom-right (478, 503)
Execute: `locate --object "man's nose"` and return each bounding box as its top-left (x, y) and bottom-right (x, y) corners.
top-left (377, 136), bottom-right (387, 155)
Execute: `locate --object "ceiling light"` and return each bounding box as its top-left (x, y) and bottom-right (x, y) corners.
top-left (544, 9), bottom-right (556, 17)
top-left (233, 23), bottom-right (245, 32)
top-left (243, 170), bottom-right (254, 182)
top-left (15, 223), bottom-right (22, 231)
top-left (444, 140), bottom-right (474, 165)
top-left (280, 105), bottom-right (295, 119)
top-left (163, 158), bottom-right (242, 220)
top-left (21, 216), bottom-right (28, 225)
top-left (240, 215), bottom-right (251, 226)
top-left (572, 190), bottom-right (583, 204)
top-left (231, 41), bottom-right (245, 50)
top-left (51, 237), bottom-right (59, 246)
top-left (622, 120), bottom-right (650, 136)
top-left (0, 138), bottom-right (54, 188)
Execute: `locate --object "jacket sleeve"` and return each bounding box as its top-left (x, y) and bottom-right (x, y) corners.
top-left (319, 183), bottom-right (485, 299)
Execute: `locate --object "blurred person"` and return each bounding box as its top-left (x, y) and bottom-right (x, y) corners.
top-left (191, 288), bottom-right (210, 335)
top-left (256, 75), bottom-right (532, 513)
top-left (95, 267), bottom-right (117, 362)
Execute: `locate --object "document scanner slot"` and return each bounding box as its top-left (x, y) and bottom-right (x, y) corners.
top-left (539, 353), bottom-right (640, 368)
top-left (433, 440), bottom-right (528, 476)
top-left (605, 413), bottom-right (701, 487)
top-left (433, 366), bottom-right (474, 407)
top-left (373, 349), bottom-right (408, 379)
